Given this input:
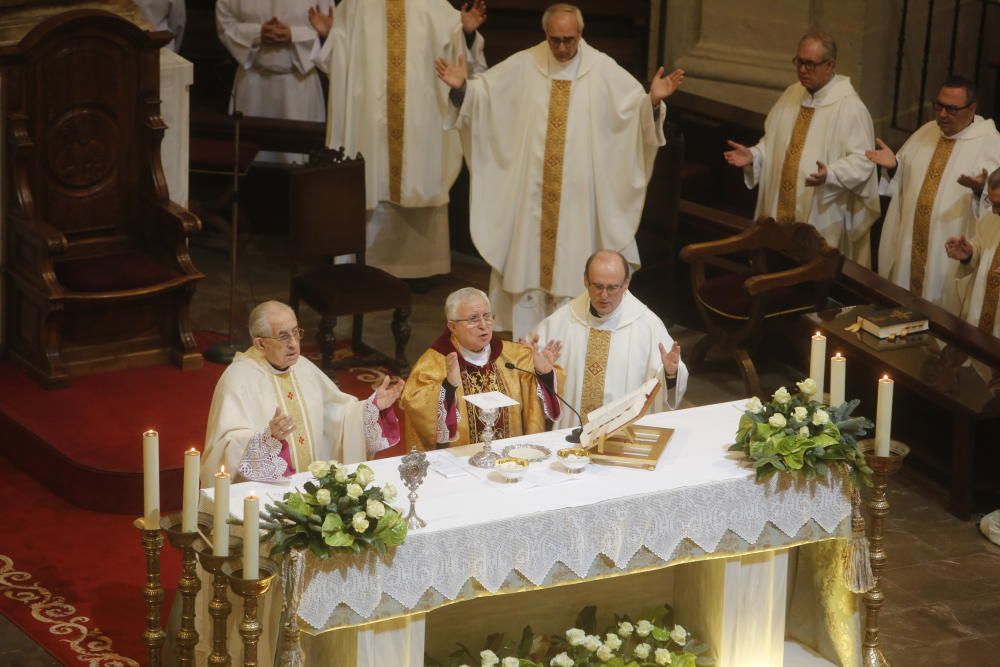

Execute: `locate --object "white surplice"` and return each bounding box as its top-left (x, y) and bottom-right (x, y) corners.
top-left (216, 0), bottom-right (328, 162)
top-left (955, 212), bottom-right (1000, 337)
top-left (134, 0), bottom-right (186, 51)
top-left (745, 75), bottom-right (879, 265)
top-left (315, 0), bottom-right (486, 278)
top-left (533, 291), bottom-right (688, 430)
top-left (450, 40), bottom-right (665, 337)
top-left (878, 116), bottom-right (1000, 308)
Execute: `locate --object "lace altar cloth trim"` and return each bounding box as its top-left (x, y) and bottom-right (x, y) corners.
top-left (298, 472), bottom-right (850, 629)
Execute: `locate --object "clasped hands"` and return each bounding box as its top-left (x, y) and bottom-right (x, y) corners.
top-left (261, 16), bottom-right (292, 45)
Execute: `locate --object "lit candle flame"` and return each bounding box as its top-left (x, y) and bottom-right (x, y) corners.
top-left (881, 374), bottom-right (891, 381)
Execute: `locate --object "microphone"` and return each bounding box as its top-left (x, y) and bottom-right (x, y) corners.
top-left (502, 360), bottom-right (584, 444)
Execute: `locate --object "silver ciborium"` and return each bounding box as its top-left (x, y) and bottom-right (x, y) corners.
top-left (399, 445), bottom-right (430, 529)
top-left (468, 406), bottom-right (501, 468)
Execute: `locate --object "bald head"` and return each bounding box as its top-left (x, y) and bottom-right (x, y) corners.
top-left (584, 250), bottom-right (631, 316)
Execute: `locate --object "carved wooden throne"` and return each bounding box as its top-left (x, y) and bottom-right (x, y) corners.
top-left (1, 10), bottom-right (204, 387)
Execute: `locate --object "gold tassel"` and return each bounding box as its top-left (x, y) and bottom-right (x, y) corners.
top-left (842, 485), bottom-right (874, 593)
top-left (278, 549), bottom-right (307, 667)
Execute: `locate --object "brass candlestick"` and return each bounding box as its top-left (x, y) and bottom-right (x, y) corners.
top-left (162, 512), bottom-right (213, 667)
top-left (135, 518), bottom-right (165, 667)
top-left (194, 536), bottom-right (243, 667)
top-left (860, 439), bottom-right (910, 667)
top-left (223, 558), bottom-right (279, 667)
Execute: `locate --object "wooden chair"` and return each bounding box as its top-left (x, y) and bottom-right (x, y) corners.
top-left (1, 10), bottom-right (204, 388)
top-left (289, 148), bottom-right (411, 375)
top-left (679, 218), bottom-right (843, 396)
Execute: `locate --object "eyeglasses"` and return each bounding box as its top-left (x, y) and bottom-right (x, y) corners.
top-left (932, 100), bottom-right (973, 115)
top-left (791, 57), bottom-right (830, 71)
top-left (258, 327), bottom-right (305, 344)
top-left (586, 281), bottom-right (624, 295)
top-left (547, 35), bottom-right (579, 47)
top-left (450, 313), bottom-right (495, 328)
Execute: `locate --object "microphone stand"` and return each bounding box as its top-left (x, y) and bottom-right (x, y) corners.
top-left (503, 361), bottom-right (584, 443)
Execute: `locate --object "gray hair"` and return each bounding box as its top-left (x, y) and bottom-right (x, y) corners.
top-left (988, 166), bottom-right (1000, 191)
top-left (248, 300), bottom-right (293, 338)
top-left (542, 3), bottom-right (584, 32)
top-left (799, 31), bottom-right (837, 62)
top-left (445, 287), bottom-right (490, 320)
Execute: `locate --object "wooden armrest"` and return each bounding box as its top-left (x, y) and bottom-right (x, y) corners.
top-left (744, 256), bottom-right (833, 295)
top-left (155, 200), bottom-right (201, 238)
top-left (10, 215), bottom-right (67, 256)
top-left (680, 225), bottom-right (764, 263)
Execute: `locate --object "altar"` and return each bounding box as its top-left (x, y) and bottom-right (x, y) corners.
top-left (201, 400), bottom-right (860, 667)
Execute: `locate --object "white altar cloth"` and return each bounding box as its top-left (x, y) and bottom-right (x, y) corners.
top-left (202, 400), bottom-right (858, 666)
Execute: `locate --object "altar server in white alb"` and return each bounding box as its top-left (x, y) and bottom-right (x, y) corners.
top-left (869, 76), bottom-right (1000, 309)
top-left (134, 0), bottom-right (186, 51)
top-left (533, 250), bottom-right (687, 430)
top-left (216, 0), bottom-right (329, 161)
top-left (724, 32), bottom-right (879, 266)
top-left (435, 3), bottom-right (683, 338)
top-left (308, 0), bottom-right (487, 280)
top-left (201, 301), bottom-right (403, 486)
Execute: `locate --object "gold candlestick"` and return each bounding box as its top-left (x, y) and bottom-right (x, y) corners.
top-left (162, 511), bottom-right (213, 667)
top-left (223, 558), bottom-right (279, 667)
top-left (134, 518), bottom-right (165, 667)
top-left (194, 536), bottom-right (243, 667)
top-left (861, 439), bottom-right (910, 667)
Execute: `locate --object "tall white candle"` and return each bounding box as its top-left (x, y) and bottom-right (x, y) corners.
top-left (830, 353), bottom-right (846, 407)
top-left (874, 375), bottom-right (894, 457)
top-left (142, 430), bottom-right (160, 529)
top-left (243, 495), bottom-right (260, 579)
top-left (181, 448), bottom-right (200, 532)
top-left (809, 332), bottom-right (827, 394)
top-left (213, 467), bottom-right (230, 557)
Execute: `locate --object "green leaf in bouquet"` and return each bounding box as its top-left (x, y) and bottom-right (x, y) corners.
top-left (324, 530), bottom-right (355, 548)
top-left (280, 495), bottom-right (313, 521)
top-left (575, 605), bottom-right (597, 635)
top-left (650, 626), bottom-right (669, 642)
top-left (727, 442), bottom-right (745, 453)
top-left (321, 512), bottom-right (344, 536)
top-left (672, 653), bottom-right (697, 667)
top-left (373, 508), bottom-right (408, 546)
top-left (517, 625), bottom-right (534, 658)
top-left (784, 449), bottom-right (805, 470)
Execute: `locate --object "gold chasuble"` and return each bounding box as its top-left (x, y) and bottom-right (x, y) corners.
top-left (580, 328), bottom-right (612, 416)
top-left (385, 0), bottom-right (407, 203)
top-left (246, 347), bottom-right (317, 471)
top-left (978, 250), bottom-right (1000, 333)
top-left (540, 80), bottom-right (572, 292)
top-left (909, 136), bottom-right (956, 294)
top-left (776, 106), bottom-right (816, 222)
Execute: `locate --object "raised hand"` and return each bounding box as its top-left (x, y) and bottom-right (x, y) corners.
top-left (434, 54), bottom-right (468, 89)
top-left (805, 160), bottom-right (828, 187)
top-left (650, 67), bottom-right (684, 106)
top-left (944, 235), bottom-right (973, 261)
top-left (723, 140), bottom-right (753, 168)
top-left (521, 334), bottom-right (561, 375)
top-left (865, 138), bottom-right (897, 169)
top-left (659, 341), bottom-right (681, 377)
top-left (460, 0), bottom-right (487, 34)
top-left (374, 375), bottom-right (405, 410)
top-left (445, 351), bottom-right (461, 387)
top-left (957, 167), bottom-right (988, 194)
top-left (308, 4), bottom-right (334, 38)
top-left (269, 406), bottom-right (296, 441)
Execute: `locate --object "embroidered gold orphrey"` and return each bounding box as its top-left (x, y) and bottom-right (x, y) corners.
top-left (274, 371), bottom-right (315, 471)
top-left (540, 79), bottom-right (572, 292)
top-left (386, 0), bottom-right (406, 203)
top-left (978, 247), bottom-right (1000, 333)
top-left (776, 106), bottom-right (816, 222)
top-left (461, 365), bottom-right (511, 442)
top-left (909, 136), bottom-right (956, 295)
top-left (580, 328), bottom-right (612, 417)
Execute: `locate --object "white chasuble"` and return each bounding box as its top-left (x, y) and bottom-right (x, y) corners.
top-left (533, 291), bottom-right (688, 430)
top-left (746, 76), bottom-right (879, 265)
top-left (956, 212), bottom-right (1000, 337)
top-left (450, 41), bottom-right (665, 336)
top-left (878, 116), bottom-right (1000, 308)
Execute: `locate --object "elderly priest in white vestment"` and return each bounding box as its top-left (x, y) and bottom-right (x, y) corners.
top-left (308, 0), bottom-right (487, 281)
top-left (533, 250), bottom-right (687, 430)
top-left (435, 3), bottom-right (684, 339)
top-left (201, 301), bottom-right (404, 485)
top-left (869, 76), bottom-right (1000, 309)
top-left (724, 32), bottom-right (879, 266)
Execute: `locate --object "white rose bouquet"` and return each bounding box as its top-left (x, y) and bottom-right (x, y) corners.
top-left (732, 380), bottom-right (873, 485)
top-left (253, 461), bottom-right (407, 558)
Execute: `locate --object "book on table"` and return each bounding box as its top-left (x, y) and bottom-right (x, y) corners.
top-left (859, 307), bottom-right (929, 339)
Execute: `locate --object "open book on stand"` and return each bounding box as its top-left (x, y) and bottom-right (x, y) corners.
top-left (579, 378), bottom-right (672, 470)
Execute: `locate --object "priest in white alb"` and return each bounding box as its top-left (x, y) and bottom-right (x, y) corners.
top-left (308, 0), bottom-right (487, 281)
top-left (869, 76), bottom-right (1000, 309)
top-left (201, 301), bottom-right (403, 486)
top-left (533, 250), bottom-right (687, 430)
top-left (724, 32), bottom-right (879, 265)
top-left (435, 3), bottom-right (683, 338)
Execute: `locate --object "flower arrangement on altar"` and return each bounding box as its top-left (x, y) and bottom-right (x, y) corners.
top-left (425, 604), bottom-right (713, 667)
top-left (730, 378), bottom-right (874, 486)
top-left (257, 460), bottom-right (408, 558)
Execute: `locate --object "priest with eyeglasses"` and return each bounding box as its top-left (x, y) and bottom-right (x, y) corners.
top-left (201, 300), bottom-right (404, 486)
top-left (401, 287), bottom-right (564, 450)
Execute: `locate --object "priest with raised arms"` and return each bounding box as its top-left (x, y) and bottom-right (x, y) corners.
top-left (308, 0), bottom-right (487, 283)
top-left (435, 3), bottom-right (684, 338)
top-left (723, 32), bottom-right (879, 266)
top-left (402, 287), bottom-right (563, 450)
top-left (533, 250), bottom-right (687, 430)
top-left (869, 76), bottom-right (1000, 309)
top-left (201, 301), bottom-right (403, 486)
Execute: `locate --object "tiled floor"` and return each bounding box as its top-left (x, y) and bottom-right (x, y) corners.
top-left (2, 236), bottom-right (998, 666)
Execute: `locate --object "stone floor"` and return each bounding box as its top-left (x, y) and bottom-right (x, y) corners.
top-left (2, 235), bottom-right (998, 666)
